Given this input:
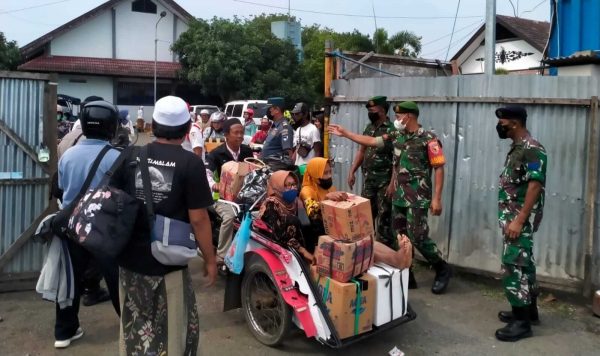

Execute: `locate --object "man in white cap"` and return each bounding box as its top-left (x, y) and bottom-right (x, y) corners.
top-left (110, 95), bottom-right (216, 355)
top-left (199, 109), bottom-right (211, 131)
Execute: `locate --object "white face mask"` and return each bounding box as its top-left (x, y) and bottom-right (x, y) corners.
top-left (394, 118), bottom-right (406, 130)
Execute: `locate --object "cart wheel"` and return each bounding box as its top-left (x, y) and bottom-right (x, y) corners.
top-left (241, 255), bottom-right (292, 346)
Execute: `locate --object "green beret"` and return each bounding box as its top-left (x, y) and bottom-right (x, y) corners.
top-left (365, 95), bottom-right (387, 108)
top-left (393, 101), bottom-right (419, 115)
top-left (267, 97), bottom-right (285, 109)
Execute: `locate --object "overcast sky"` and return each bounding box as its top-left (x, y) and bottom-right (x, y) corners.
top-left (1, 0), bottom-right (550, 59)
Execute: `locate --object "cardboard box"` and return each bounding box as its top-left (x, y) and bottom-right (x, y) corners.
top-left (367, 263), bottom-right (409, 326)
top-left (311, 266), bottom-right (375, 339)
top-left (315, 235), bottom-right (374, 283)
top-left (219, 161), bottom-right (251, 201)
top-left (321, 194), bottom-right (374, 241)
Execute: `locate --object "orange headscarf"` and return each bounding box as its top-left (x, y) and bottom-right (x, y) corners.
top-left (300, 157), bottom-right (336, 202)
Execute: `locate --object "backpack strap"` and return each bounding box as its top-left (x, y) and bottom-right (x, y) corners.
top-left (98, 145), bottom-right (136, 187)
top-left (75, 145), bottom-right (112, 197)
top-left (138, 146), bottom-right (155, 230)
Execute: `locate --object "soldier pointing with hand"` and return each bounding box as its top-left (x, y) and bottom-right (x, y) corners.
top-left (329, 101), bottom-right (452, 294)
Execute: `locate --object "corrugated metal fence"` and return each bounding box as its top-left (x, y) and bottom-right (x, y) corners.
top-left (0, 71), bottom-right (57, 287)
top-left (329, 75), bottom-right (600, 293)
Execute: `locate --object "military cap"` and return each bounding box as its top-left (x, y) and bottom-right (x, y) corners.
top-left (393, 101), bottom-right (419, 115)
top-left (365, 95), bottom-right (387, 108)
top-left (495, 105), bottom-right (527, 122)
top-left (267, 97), bottom-right (285, 109)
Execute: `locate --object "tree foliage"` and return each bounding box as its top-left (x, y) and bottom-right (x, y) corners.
top-left (173, 16), bottom-right (422, 106)
top-left (0, 32), bottom-right (20, 70)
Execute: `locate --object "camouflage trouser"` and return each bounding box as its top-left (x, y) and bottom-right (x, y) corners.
top-left (362, 180), bottom-right (396, 250)
top-left (501, 221), bottom-right (537, 307)
top-left (392, 205), bottom-right (443, 265)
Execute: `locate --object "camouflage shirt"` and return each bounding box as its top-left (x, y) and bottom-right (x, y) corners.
top-left (362, 120), bottom-right (395, 184)
top-left (390, 127), bottom-right (444, 208)
top-left (498, 134), bottom-right (547, 232)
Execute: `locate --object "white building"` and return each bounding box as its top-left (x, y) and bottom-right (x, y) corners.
top-left (451, 15), bottom-right (550, 75)
top-left (19, 0), bottom-right (193, 122)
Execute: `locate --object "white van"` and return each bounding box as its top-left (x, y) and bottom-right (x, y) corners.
top-left (224, 100), bottom-right (269, 125)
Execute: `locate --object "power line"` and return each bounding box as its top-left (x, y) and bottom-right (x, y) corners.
top-left (521, 0), bottom-right (547, 15)
top-left (232, 0), bottom-right (483, 19)
top-left (0, 0), bottom-right (72, 14)
top-left (445, 0), bottom-right (462, 61)
top-left (422, 23), bottom-right (482, 58)
top-left (422, 19), bottom-right (482, 46)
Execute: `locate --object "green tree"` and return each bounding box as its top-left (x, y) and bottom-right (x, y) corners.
top-left (172, 16), bottom-right (306, 104)
top-left (0, 32), bottom-right (20, 70)
top-left (373, 28), bottom-right (422, 57)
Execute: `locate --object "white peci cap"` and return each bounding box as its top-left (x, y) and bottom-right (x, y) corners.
top-left (152, 96), bottom-right (190, 127)
top-left (200, 109), bottom-right (210, 115)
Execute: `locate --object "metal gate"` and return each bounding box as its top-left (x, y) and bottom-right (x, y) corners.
top-left (0, 71), bottom-right (57, 290)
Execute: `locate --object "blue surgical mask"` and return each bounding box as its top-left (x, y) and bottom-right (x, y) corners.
top-left (282, 189), bottom-right (298, 203)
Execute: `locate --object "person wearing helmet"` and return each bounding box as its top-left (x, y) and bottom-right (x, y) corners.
top-left (204, 111), bottom-right (226, 140)
top-left (291, 102), bottom-right (322, 166)
top-left (198, 109), bottom-right (211, 131)
top-left (110, 95), bottom-right (216, 355)
top-left (243, 108), bottom-right (257, 137)
top-left (53, 100), bottom-right (121, 349)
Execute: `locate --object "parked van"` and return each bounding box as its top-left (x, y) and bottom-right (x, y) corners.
top-left (190, 104), bottom-right (220, 116)
top-left (224, 100), bottom-right (268, 125)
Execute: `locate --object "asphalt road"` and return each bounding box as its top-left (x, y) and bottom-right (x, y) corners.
top-left (1, 258), bottom-right (598, 356)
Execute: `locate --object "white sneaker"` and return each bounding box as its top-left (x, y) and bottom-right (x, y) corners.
top-left (54, 327), bottom-right (84, 348)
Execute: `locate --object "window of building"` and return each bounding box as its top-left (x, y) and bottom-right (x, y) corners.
top-left (132, 0), bottom-right (157, 14)
top-left (116, 81), bottom-right (172, 105)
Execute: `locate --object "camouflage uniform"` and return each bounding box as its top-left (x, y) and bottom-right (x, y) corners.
top-left (498, 135), bottom-right (546, 307)
top-left (361, 120), bottom-right (398, 249)
top-left (390, 127), bottom-right (444, 264)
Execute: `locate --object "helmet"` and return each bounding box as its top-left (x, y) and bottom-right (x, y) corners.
top-left (210, 112), bottom-right (227, 122)
top-left (244, 108), bottom-right (254, 117)
top-left (80, 101), bottom-right (119, 140)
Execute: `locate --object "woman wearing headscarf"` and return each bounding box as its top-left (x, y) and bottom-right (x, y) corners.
top-left (300, 158), bottom-right (348, 227)
top-left (259, 171), bottom-right (314, 262)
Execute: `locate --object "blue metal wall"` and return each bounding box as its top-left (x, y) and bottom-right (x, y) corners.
top-left (548, 0), bottom-right (600, 58)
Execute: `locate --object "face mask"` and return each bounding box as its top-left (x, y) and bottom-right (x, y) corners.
top-left (367, 111), bottom-right (380, 123)
top-left (496, 123), bottom-right (511, 139)
top-left (318, 178), bottom-right (333, 190)
top-left (394, 118), bottom-right (406, 130)
top-left (282, 189), bottom-right (298, 204)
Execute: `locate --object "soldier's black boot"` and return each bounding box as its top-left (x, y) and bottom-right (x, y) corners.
top-left (495, 306), bottom-right (533, 342)
top-left (408, 268), bottom-right (418, 289)
top-left (431, 261), bottom-right (452, 294)
top-left (498, 296), bottom-right (540, 325)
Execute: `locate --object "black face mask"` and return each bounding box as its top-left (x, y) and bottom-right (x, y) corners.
top-left (496, 123), bottom-right (511, 139)
top-left (367, 112), bottom-right (380, 123)
top-left (318, 177), bottom-right (333, 190)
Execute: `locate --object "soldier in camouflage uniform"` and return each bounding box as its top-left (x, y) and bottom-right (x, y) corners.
top-left (494, 105), bottom-right (546, 342)
top-left (329, 101), bottom-right (452, 295)
top-left (347, 96), bottom-right (397, 249)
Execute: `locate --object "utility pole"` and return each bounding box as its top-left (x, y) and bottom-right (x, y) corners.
top-left (485, 0), bottom-right (496, 75)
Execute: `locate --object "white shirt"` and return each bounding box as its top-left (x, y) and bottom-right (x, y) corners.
top-left (137, 109), bottom-right (143, 119)
top-left (182, 122), bottom-right (205, 161)
top-left (293, 123), bottom-right (321, 165)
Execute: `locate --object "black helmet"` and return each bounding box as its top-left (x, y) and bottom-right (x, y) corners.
top-left (80, 101), bottom-right (118, 140)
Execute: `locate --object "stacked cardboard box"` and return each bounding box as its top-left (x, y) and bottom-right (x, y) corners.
top-left (311, 266), bottom-right (375, 339)
top-left (219, 161), bottom-right (251, 201)
top-left (321, 195), bottom-right (374, 241)
top-left (315, 235), bottom-right (374, 283)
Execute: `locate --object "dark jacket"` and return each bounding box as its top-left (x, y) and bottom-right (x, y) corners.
top-left (206, 143), bottom-right (254, 177)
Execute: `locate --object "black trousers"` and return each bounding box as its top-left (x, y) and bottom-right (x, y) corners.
top-left (54, 239), bottom-right (120, 340)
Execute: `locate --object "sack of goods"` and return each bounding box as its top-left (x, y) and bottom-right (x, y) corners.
top-left (311, 266), bottom-right (375, 339)
top-left (219, 161), bottom-right (252, 201)
top-left (367, 263), bottom-right (409, 326)
top-left (315, 235), bottom-right (374, 283)
top-left (321, 194), bottom-right (374, 242)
